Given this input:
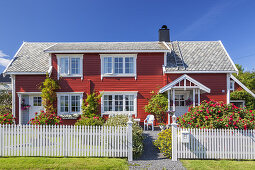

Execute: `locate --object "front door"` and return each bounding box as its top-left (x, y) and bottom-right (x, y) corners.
top-left (175, 94), bottom-right (189, 117)
top-left (29, 95), bottom-right (44, 120)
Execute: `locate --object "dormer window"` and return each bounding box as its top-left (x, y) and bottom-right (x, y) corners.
top-left (56, 54), bottom-right (83, 79)
top-left (100, 54), bottom-right (137, 79)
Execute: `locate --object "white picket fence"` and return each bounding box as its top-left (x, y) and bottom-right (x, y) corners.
top-left (172, 125), bottom-right (255, 160)
top-left (0, 124), bottom-right (133, 160)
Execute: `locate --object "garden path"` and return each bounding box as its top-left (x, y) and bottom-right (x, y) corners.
top-left (129, 129), bottom-right (185, 170)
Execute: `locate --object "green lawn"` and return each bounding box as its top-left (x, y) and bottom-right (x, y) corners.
top-left (181, 160), bottom-right (255, 170)
top-left (0, 157), bottom-right (128, 170)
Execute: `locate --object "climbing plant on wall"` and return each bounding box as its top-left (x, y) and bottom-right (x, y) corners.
top-left (40, 74), bottom-right (60, 114)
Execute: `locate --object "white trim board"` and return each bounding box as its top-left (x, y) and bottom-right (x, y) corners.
top-left (45, 50), bottom-right (169, 53)
top-left (163, 69), bottom-right (237, 74)
top-left (230, 74), bottom-right (255, 98)
top-left (159, 74), bottom-right (211, 93)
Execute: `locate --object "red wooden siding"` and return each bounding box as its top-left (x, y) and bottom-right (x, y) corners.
top-left (166, 73), bottom-right (227, 103)
top-left (14, 53), bottom-right (228, 125)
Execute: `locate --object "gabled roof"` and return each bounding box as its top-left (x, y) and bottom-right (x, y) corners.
top-left (4, 42), bottom-right (55, 74)
top-left (4, 41), bottom-right (237, 74)
top-left (159, 74), bottom-right (211, 93)
top-left (230, 74), bottom-right (255, 98)
top-left (165, 41), bottom-right (238, 73)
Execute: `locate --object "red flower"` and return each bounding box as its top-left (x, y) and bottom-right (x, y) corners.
top-left (225, 124), bottom-right (228, 127)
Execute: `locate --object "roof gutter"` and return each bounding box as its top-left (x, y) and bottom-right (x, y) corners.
top-left (4, 72), bottom-right (47, 75)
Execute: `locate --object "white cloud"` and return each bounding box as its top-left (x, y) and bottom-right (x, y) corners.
top-left (0, 50), bottom-right (11, 67)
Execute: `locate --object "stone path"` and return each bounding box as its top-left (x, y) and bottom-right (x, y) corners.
top-left (129, 130), bottom-right (185, 170)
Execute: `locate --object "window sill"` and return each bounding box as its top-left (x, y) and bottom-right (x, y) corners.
top-left (101, 74), bottom-right (136, 79)
top-left (59, 113), bottom-right (81, 119)
top-left (101, 112), bottom-right (135, 116)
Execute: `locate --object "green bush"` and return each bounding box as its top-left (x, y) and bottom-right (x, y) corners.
top-left (104, 115), bottom-right (144, 158)
top-left (231, 90), bottom-right (255, 110)
top-left (28, 111), bottom-right (62, 125)
top-left (0, 113), bottom-right (14, 124)
top-left (154, 128), bottom-right (172, 158)
top-left (144, 91), bottom-right (168, 123)
top-left (0, 105), bottom-right (12, 116)
top-left (177, 100), bottom-right (255, 129)
top-left (75, 116), bottom-right (104, 126)
top-left (81, 92), bottom-right (102, 118)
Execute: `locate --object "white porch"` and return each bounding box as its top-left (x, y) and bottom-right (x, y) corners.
top-left (159, 74), bottom-right (211, 125)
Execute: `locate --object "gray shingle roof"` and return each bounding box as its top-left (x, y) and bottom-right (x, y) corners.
top-left (4, 41), bottom-right (237, 74)
top-left (44, 41), bottom-right (168, 51)
top-left (165, 41), bottom-right (237, 72)
top-left (5, 42), bottom-right (55, 73)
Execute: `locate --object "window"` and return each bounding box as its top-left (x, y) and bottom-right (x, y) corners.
top-left (100, 54), bottom-right (137, 79)
top-left (57, 55), bottom-right (83, 78)
top-left (230, 80), bottom-right (235, 91)
top-left (101, 92), bottom-right (137, 115)
top-left (57, 93), bottom-right (83, 114)
top-left (33, 97), bottom-right (42, 106)
top-left (175, 94), bottom-right (185, 106)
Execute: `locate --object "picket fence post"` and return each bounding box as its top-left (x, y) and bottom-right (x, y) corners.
top-left (127, 113), bottom-right (133, 162)
top-left (171, 115), bottom-right (178, 161)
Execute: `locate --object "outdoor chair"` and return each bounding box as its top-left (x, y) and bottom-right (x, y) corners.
top-left (144, 114), bottom-right (154, 131)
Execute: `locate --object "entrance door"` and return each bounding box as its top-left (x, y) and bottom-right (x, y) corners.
top-left (175, 94), bottom-right (189, 117)
top-left (29, 96), bottom-right (44, 120)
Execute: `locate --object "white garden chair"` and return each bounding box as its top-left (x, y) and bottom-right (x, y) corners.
top-left (144, 115), bottom-right (155, 131)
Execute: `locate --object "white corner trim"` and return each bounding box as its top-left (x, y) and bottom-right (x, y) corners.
top-left (230, 74), bottom-right (255, 98)
top-left (227, 73), bottom-right (231, 104)
top-left (159, 74), bottom-right (211, 93)
top-left (219, 41), bottom-right (239, 73)
top-left (11, 75), bottom-right (16, 119)
top-left (3, 42), bottom-right (25, 76)
top-left (45, 50), bottom-right (168, 53)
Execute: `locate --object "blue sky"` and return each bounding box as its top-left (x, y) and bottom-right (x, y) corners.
top-left (0, 0), bottom-right (255, 73)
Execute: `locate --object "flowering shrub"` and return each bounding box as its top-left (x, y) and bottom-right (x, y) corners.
top-left (154, 128), bottom-right (172, 158)
top-left (104, 115), bottom-right (144, 158)
top-left (75, 116), bottom-right (104, 126)
top-left (177, 100), bottom-right (255, 130)
top-left (28, 111), bottom-right (62, 125)
top-left (0, 113), bottom-right (14, 124)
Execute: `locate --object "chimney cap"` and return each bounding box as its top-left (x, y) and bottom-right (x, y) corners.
top-left (161, 25), bottom-right (168, 30)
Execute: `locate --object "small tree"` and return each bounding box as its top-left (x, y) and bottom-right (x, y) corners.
top-left (144, 91), bottom-right (168, 122)
top-left (231, 90), bottom-right (255, 110)
top-left (40, 74), bottom-right (60, 114)
top-left (0, 90), bottom-right (12, 115)
top-left (81, 92), bottom-right (102, 118)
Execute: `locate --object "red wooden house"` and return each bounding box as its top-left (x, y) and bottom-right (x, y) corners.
top-left (3, 26), bottom-right (255, 125)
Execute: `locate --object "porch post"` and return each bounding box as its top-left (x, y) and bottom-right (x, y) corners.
top-left (198, 89), bottom-right (200, 106)
top-left (168, 90), bottom-right (170, 125)
top-left (172, 89), bottom-right (175, 112)
top-left (193, 89), bottom-right (196, 107)
top-left (18, 94), bottom-right (22, 125)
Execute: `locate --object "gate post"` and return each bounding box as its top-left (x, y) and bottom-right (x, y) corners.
top-left (127, 113), bottom-right (133, 162)
top-left (171, 115), bottom-right (178, 161)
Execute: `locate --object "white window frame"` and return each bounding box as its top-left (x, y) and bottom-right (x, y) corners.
top-left (57, 92), bottom-right (83, 115)
top-left (100, 91), bottom-right (138, 117)
top-left (230, 80), bottom-right (235, 91)
top-left (56, 54), bottom-right (83, 80)
top-left (100, 54), bottom-right (137, 80)
top-left (33, 96), bottom-right (42, 106)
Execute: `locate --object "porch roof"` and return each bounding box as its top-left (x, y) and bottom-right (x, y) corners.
top-left (159, 74), bottom-right (211, 93)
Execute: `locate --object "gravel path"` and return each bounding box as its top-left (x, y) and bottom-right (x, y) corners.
top-left (129, 130), bottom-right (185, 170)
